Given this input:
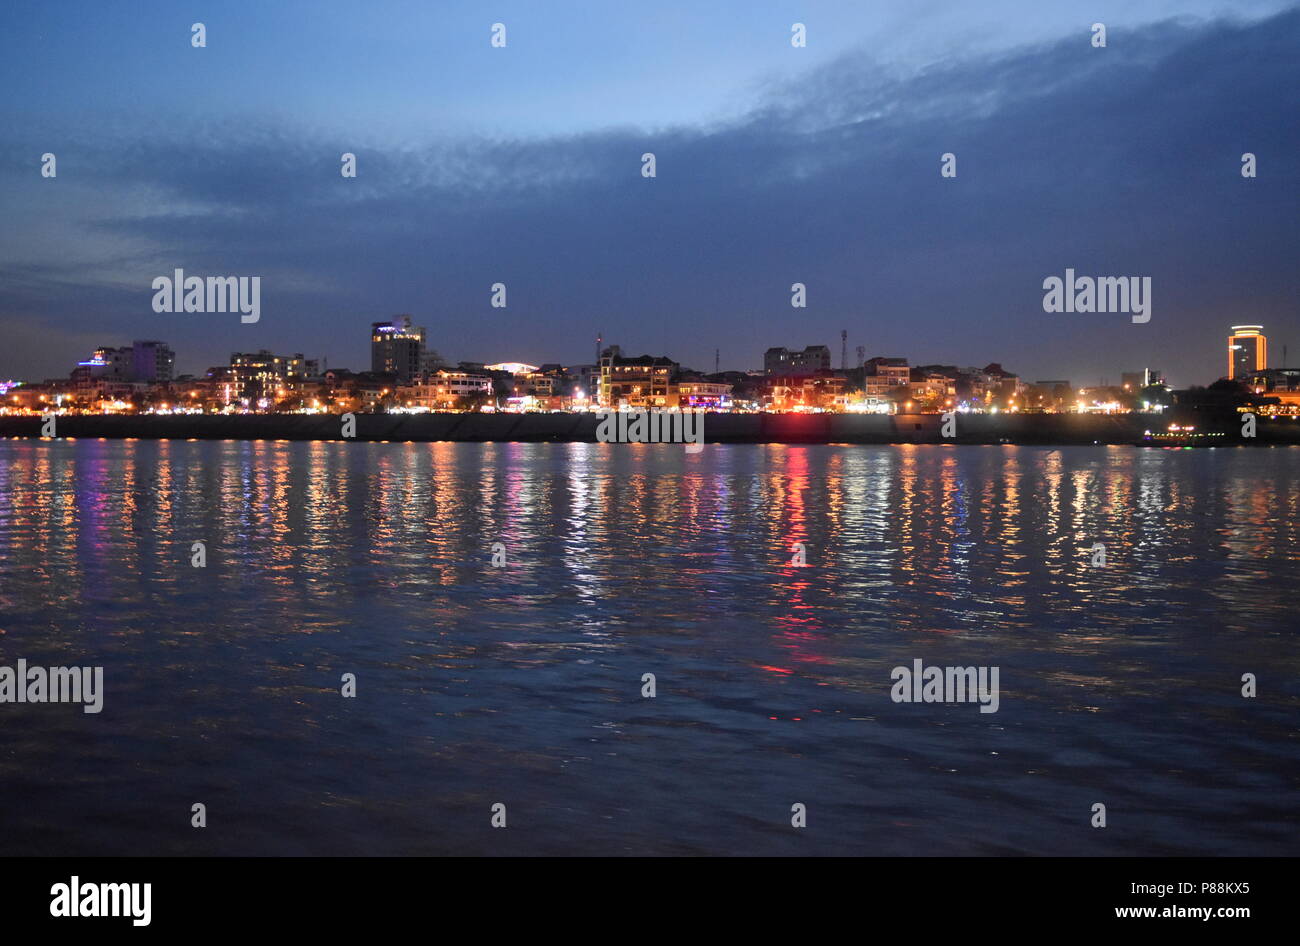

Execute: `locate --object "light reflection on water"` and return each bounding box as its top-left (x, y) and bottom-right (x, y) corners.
top-left (0, 440), bottom-right (1296, 855)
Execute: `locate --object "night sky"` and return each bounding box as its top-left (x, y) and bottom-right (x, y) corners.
top-left (2, 0), bottom-right (1296, 387)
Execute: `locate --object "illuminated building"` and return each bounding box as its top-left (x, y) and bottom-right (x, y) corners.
top-left (764, 345), bottom-right (831, 377)
top-left (69, 339), bottom-right (171, 393)
top-left (1228, 325), bottom-right (1267, 380)
top-left (75, 346), bottom-right (131, 380)
top-left (230, 350), bottom-right (306, 400)
top-left (484, 362), bottom-right (539, 375)
top-left (399, 370), bottom-right (493, 409)
top-left (864, 356), bottom-right (910, 385)
top-left (599, 352), bottom-right (677, 408)
top-left (1244, 368), bottom-right (1300, 412)
top-left (766, 373), bottom-right (847, 411)
top-left (675, 380), bottom-right (733, 409)
top-left (907, 373), bottom-right (957, 408)
top-left (70, 346), bottom-right (135, 399)
top-left (370, 315), bottom-right (426, 383)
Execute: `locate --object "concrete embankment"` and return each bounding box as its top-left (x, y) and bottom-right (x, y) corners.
top-left (2, 411), bottom-right (1297, 445)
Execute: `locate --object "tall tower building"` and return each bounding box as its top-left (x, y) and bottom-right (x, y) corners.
top-left (1228, 325), bottom-right (1267, 380)
top-left (371, 315), bottom-right (426, 383)
top-left (132, 340), bottom-right (175, 382)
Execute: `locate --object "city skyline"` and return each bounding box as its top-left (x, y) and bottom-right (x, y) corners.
top-left (10, 316), bottom-right (1282, 389)
top-left (10, 316), bottom-right (1299, 421)
top-left (1, 2), bottom-right (1297, 386)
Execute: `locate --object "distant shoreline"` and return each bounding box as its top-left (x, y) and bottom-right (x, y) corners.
top-left (2, 411), bottom-right (1295, 446)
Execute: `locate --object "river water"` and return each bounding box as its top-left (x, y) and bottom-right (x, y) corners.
top-left (0, 439), bottom-right (1295, 854)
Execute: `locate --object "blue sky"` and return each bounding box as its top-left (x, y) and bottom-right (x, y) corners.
top-left (1, 0), bottom-right (1297, 384)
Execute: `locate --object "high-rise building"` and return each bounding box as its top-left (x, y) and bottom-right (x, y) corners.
top-left (371, 315), bottom-right (425, 383)
top-left (1228, 325), bottom-right (1267, 380)
top-left (131, 340), bottom-right (175, 382)
top-left (764, 345), bottom-right (831, 377)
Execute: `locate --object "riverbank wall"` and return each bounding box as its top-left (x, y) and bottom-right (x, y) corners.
top-left (3, 411), bottom-right (1297, 445)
